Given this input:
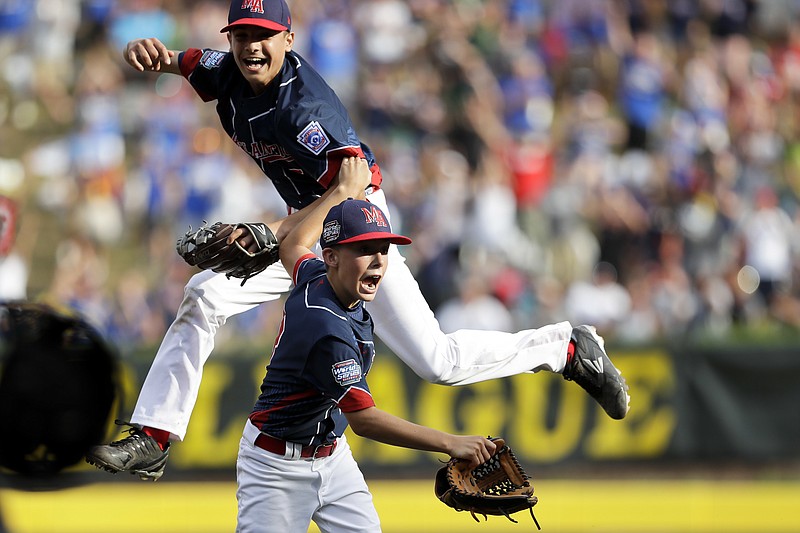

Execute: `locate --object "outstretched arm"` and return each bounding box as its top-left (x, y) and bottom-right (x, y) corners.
top-left (279, 157), bottom-right (372, 273)
top-left (345, 406), bottom-right (496, 467)
top-left (123, 38), bottom-right (181, 74)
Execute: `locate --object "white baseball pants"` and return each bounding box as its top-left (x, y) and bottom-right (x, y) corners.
top-left (236, 422), bottom-right (380, 533)
top-left (130, 190), bottom-right (572, 440)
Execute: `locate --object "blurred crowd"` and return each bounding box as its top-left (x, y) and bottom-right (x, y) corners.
top-left (1, 0), bottom-right (800, 357)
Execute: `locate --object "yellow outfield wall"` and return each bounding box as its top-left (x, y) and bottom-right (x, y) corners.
top-left (1, 478), bottom-right (798, 533)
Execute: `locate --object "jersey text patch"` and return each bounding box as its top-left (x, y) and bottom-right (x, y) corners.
top-left (332, 359), bottom-right (361, 386)
top-left (200, 50), bottom-right (226, 69)
top-left (297, 120), bottom-right (330, 155)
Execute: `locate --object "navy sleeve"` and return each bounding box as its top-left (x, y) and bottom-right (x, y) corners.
top-left (180, 48), bottom-right (231, 102)
top-left (295, 256), bottom-right (326, 286)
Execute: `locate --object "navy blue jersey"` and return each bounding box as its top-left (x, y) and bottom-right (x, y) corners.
top-left (178, 48), bottom-right (382, 210)
top-left (249, 255), bottom-right (376, 445)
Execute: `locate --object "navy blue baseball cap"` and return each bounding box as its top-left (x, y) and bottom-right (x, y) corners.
top-left (321, 199), bottom-right (412, 249)
top-left (220, 0), bottom-right (292, 33)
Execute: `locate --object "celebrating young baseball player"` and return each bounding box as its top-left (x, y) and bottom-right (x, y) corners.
top-left (234, 156), bottom-right (496, 532)
top-left (86, 0), bottom-right (629, 481)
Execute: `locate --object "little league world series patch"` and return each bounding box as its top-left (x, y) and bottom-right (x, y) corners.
top-left (332, 359), bottom-right (361, 386)
top-left (322, 220), bottom-right (341, 244)
top-left (297, 120), bottom-right (330, 155)
top-left (199, 50), bottom-right (226, 69)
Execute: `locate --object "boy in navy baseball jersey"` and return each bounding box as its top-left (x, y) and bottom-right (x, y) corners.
top-left (87, 0), bottom-right (628, 480)
top-left (237, 157), bottom-right (496, 532)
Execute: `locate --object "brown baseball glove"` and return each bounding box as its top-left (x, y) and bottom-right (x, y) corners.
top-left (176, 221), bottom-right (279, 285)
top-left (434, 437), bottom-right (540, 528)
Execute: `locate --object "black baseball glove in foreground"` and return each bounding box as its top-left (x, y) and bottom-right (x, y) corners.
top-left (0, 302), bottom-right (117, 476)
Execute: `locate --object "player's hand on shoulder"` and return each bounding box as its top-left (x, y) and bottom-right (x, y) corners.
top-left (336, 156), bottom-right (372, 198)
top-left (448, 436), bottom-right (497, 468)
top-left (124, 37), bottom-right (175, 72)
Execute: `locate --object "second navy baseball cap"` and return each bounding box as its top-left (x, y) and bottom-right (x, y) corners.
top-left (220, 0), bottom-right (292, 33)
top-left (321, 199), bottom-right (412, 249)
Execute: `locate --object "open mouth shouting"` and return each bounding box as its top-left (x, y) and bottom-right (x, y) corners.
top-left (361, 274), bottom-right (382, 295)
top-left (242, 57), bottom-right (267, 71)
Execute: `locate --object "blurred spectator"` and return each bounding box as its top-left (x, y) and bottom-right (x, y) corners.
top-left (462, 168), bottom-right (543, 275)
top-left (43, 236), bottom-right (114, 335)
top-left (650, 232), bottom-right (700, 336)
top-left (617, 30), bottom-right (672, 151)
top-left (616, 268), bottom-right (661, 344)
top-left (354, 0), bottom-right (421, 66)
top-left (498, 49), bottom-right (553, 136)
top-left (305, 0), bottom-right (359, 106)
top-left (564, 261), bottom-right (631, 338)
top-left (736, 186), bottom-right (797, 313)
top-left (0, 250), bottom-right (26, 301)
top-left (435, 269), bottom-right (514, 334)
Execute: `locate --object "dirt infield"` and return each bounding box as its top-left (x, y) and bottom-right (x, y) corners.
top-left (2, 477), bottom-right (798, 533)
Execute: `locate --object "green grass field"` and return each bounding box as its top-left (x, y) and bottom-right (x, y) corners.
top-left (2, 478), bottom-right (799, 533)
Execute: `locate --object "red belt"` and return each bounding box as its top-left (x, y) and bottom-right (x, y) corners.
top-left (254, 433), bottom-right (337, 459)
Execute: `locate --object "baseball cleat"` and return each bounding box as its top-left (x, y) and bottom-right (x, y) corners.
top-left (562, 325), bottom-right (630, 420)
top-left (85, 421), bottom-right (169, 481)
